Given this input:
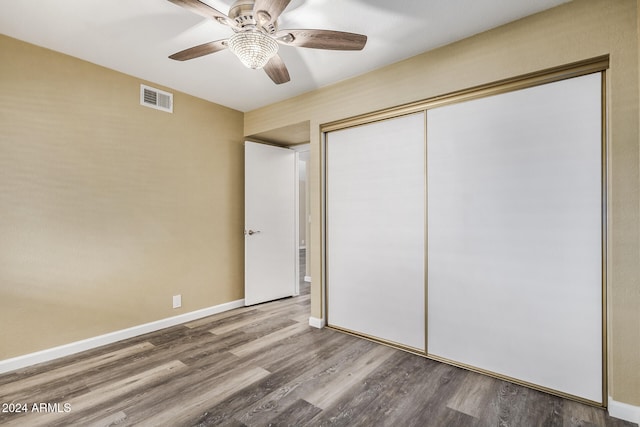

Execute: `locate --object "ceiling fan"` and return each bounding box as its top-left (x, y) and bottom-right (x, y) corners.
top-left (167, 0), bottom-right (368, 84)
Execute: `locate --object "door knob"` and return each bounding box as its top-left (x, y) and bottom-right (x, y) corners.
top-left (246, 229), bottom-right (261, 235)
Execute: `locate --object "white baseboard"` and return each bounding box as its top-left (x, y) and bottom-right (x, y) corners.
top-left (308, 316), bottom-right (325, 329)
top-left (304, 276), bottom-right (311, 283)
top-left (609, 397), bottom-right (640, 424)
top-left (0, 299), bottom-right (245, 375)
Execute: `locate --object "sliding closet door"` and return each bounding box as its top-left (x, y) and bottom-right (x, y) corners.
top-left (326, 112), bottom-right (425, 351)
top-left (427, 73), bottom-right (603, 402)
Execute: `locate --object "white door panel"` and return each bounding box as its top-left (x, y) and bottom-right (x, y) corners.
top-left (245, 142), bottom-right (296, 306)
top-left (427, 73), bottom-right (603, 403)
top-left (326, 112), bottom-right (426, 351)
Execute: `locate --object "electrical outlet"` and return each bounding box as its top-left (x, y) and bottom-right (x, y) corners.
top-left (172, 294), bottom-right (181, 309)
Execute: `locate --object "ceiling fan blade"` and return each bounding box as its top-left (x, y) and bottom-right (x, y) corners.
top-left (169, 39), bottom-right (227, 61)
top-left (253, 0), bottom-right (291, 26)
top-left (276, 29), bottom-right (367, 50)
top-left (168, 0), bottom-right (231, 24)
top-left (263, 54), bottom-right (290, 85)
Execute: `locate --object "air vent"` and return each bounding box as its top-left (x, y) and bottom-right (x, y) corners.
top-left (140, 84), bottom-right (173, 113)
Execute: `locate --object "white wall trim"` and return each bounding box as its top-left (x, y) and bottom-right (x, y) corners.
top-left (0, 299), bottom-right (245, 375)
top-left (608, 397), bottom-right (640, 424)
top-left (304, 276), bottom-right (311, 283)
top-left (309, 316), bottom-right (326, 329)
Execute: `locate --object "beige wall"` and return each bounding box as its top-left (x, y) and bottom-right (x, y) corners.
top-left (244, 0), bottom-right (640, 406)
top-left (0, 35), bottom-right (245, 359)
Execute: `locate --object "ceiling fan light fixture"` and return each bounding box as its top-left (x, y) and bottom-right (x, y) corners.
top-left (228, 31), bottom-right (279, 69)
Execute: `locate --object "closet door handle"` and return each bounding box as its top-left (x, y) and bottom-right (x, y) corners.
top-left (246, 229), bottom-right (261, 236)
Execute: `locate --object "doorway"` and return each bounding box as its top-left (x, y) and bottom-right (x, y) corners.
top-left (244, 119), bottom-right (312, 313)
top-left (295, 146), bottom-right (311, 296)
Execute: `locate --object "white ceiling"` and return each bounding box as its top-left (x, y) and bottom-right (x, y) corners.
top-left (0, 0), bottom-right (570, 112)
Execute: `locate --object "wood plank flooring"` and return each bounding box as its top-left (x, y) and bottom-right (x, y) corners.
top-left (0, 282), bottom-right (636, 426)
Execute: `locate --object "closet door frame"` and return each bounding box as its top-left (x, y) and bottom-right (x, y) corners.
top-left (320, 55), bottom-right (609, 408)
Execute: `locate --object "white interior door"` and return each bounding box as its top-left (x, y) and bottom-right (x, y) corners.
top-left (245, 141), bottom-right (296, 306)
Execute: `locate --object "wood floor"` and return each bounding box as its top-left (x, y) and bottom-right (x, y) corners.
top-left (0, 282), bottom-right (635, 426)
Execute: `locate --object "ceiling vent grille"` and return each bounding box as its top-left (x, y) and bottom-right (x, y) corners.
top-left (140, 84), bottom-right (173, 113)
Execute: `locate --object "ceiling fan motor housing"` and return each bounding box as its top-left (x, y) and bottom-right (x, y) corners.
top-left (229, 0), bottom-right (277, 34)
